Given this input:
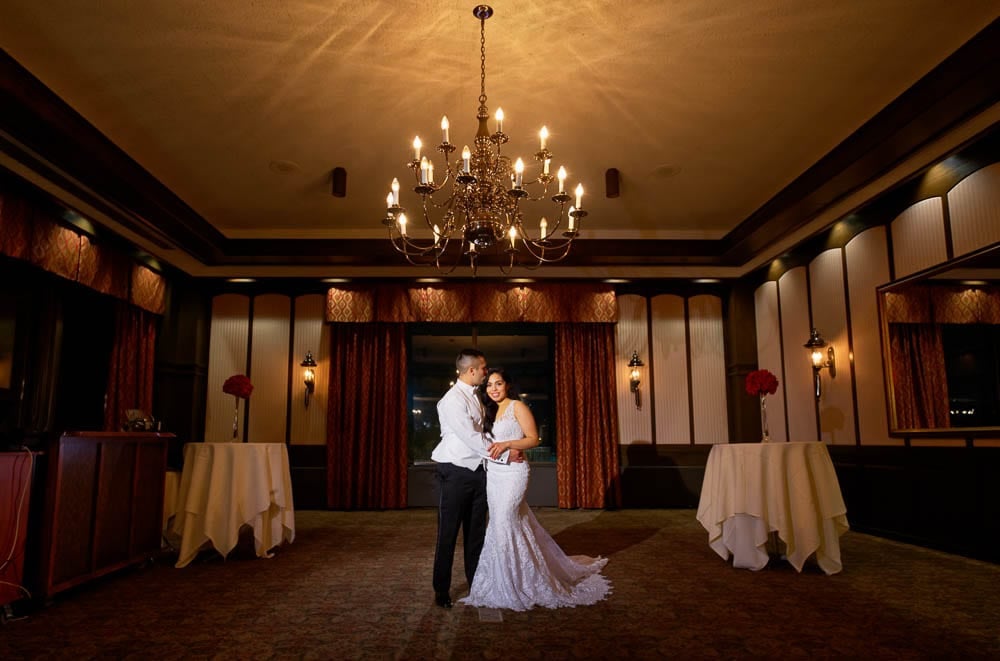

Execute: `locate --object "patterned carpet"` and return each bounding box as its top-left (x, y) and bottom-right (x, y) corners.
top-left (2, 509), bottom-right (999, 659)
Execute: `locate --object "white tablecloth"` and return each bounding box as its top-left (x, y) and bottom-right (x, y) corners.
top-left (171, 442), bottom-right (295, 568)
top-left (696, 442), bottom-right (849, 575)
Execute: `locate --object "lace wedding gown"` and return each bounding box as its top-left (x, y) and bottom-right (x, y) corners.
top-left (460, 404), bottom-right (611, 611)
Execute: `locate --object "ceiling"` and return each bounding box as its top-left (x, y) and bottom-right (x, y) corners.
top-left (0, 1), bottom-right (998, 279)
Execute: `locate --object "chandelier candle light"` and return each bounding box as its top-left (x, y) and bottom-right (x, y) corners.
top-left (382, 5), bottom-right (588, 275)
top-left (745, 369), bottom-right (779, 443)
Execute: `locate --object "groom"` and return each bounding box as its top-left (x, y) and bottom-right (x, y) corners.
top-left (431, 348), bottom-right (516, 609)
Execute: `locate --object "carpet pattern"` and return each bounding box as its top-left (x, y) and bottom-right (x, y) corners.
top-left (2, 509), bottom-right (999, 659)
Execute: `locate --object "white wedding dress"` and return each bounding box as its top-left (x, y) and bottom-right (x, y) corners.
top-left (460, 404), bottom-right (611, 611)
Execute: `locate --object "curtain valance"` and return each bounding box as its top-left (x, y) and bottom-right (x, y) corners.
top-left (883, 284), bottom-right (1000, 325)
top-left (0, 188), bottom-right (166, 314)
top-left (326, 282), bottom-right (617, 323)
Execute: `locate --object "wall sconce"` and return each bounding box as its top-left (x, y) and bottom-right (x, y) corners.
top-left (628, 350), bottom-right (644, 409)
top-left (803, 328), bottom-right (835, 399)
top-left (301, 350), bottom-right (317, 407)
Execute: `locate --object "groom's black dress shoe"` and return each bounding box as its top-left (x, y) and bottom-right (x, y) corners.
top-left (434, 592), bottom-right (453, 609)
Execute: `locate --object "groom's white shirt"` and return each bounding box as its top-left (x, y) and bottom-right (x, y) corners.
top-left (432, 380), bottom-right (509, 469)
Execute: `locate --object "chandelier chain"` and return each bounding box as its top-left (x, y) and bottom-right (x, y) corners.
top-left (478, 16), bottom-right (487, 109)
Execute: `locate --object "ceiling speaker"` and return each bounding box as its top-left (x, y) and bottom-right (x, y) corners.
top-left (605, 168), bottom-right (620, 198)
top-left (331, 167), bottom-right (347, 197)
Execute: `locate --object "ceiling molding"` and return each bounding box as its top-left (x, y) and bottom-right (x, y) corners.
top-left (1, 18), bottom-right (998, 276)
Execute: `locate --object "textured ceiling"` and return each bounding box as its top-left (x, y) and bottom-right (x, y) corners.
top-left (0, 1), bottom-right (998, 277)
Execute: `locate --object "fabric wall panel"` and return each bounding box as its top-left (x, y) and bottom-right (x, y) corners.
top-left (651, 295), bottom-right (690, 445)
top-left (845, 227), bottom-right (898, 445)
top-left (688, 295), bottom-right (729, 445)
top-left (247, 295), bottom-right (292, 444)
top-left (615, 295), bottom-right (652, 444)
top-left (948, 163), bottom-right (1000, 258)
top-left (809, 249), bottom-right (855, 445)
top-left (890, 198), bottom-right (947, 279)
top-left (778, 268), bottom-right (816, 442)
top-left (205, 295), bottom-right (250, 442)
top-left (291, 294), bottom-right (329, 445)
top-left (754, 281), bottom-right (787, 443)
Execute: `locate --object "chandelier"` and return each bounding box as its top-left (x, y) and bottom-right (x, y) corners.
top-left (382, 5), bottom-right (587, 276)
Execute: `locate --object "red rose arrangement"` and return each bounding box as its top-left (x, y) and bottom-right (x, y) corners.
top-left (745, 369), bottom-right (779, 397)
top-left (223, 374), bottom-right (254, 399)
top-left (223, 375), bottom-right (252, 440)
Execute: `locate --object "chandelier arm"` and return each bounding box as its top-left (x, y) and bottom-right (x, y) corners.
top-left (519, 187), bottom-right (558, 203)
top-left (518, 237), bottom-right (575, 264)
top-left (433, 244), bottom-right (467, 275)
top-left (388, 230), bottom-right (449, 259)
top-left (420, 191), bottom-right (458, 212)
top-left (390, 238), bottom-right (440, 259)
top-left (390, 232), bottom-right (467, 274)
top-left (498, 252), bottom-right (516, 274)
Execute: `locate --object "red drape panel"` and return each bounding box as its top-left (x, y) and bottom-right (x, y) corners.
top-left (889, 323), bottom-right (950, 429)
top-left (326, 323), bottom-right (408, 509)
top-left (554, 323), bottom-right (621, 508)
top-left (103, 302), bottom-right (158, 431)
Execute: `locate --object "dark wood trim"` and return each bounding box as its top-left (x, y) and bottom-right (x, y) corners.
top-left (840, 246), bottom-right (862, 446)
top-left (804, 267), bottom-right (821, 442)
top-left (645, 296), bottom-right (657, 444)
top-left (284, 299), bottom-right (296, 445)
top-left (775, 278), bottom-right (790, 442)
top-left (941, 194), bottom-right (955, 262)
top-left (242, 297), bottom-right (254, 443)
top-left (0, 50), bottom-right (226, 263)
top-left (683, 297), bottom-right (695, 444)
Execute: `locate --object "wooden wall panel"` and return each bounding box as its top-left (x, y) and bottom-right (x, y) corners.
top-left (290, 294), bottom-right (329, 445)
top-left (845, 227), bottom-right (898, 445)
top-left (809, 249), bottom-right (855, 445)
top-left (890, 198), bottom-right (947, 279)
top-left (50, 441), bottom-right (96, 585)
top-left (248, 294), bottom-right (292, 444)
top-left (688, 295), bottom-right (729, 445)
top-left (754, 281), bottom-right (787, 443)
top-left (778, 267), bottom-right (816, 442)
top-left (948, 162), bottom-right (1000, 258)
top-left (205, 294), bottom-right (250, 442)
top-left (93, 441), bottom-right (135, 568)
top-left (651, 295), bottom-right (690, 445)
top-left (615, 295), bottom-right (652, 444)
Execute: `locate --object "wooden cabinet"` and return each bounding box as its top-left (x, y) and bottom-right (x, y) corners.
top-left (0, 450), bottom-right (35, 608)
top-left (39, 432), bottom-right (171, 597)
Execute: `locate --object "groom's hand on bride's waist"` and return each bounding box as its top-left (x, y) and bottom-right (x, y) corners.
top-left (508, 448), bottom-right (525, 463)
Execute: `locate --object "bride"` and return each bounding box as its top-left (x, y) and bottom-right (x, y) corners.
top-left (460, 367), bottom-right (611, 611)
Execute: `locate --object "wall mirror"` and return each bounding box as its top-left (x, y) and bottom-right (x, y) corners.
top-left (878, 246), bottom-right (1000, 434)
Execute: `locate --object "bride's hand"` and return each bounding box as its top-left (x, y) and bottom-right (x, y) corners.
top-left (489, 442), bottom-right (509, 459)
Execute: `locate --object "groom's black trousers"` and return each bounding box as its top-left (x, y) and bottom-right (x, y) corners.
top-left (433, 462), bottom-right (488, 595)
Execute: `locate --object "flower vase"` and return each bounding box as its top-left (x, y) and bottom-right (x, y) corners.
top-left (760, 394), bottom-right (770, 443)
top-left (232, 395), bottom-right (240, 441)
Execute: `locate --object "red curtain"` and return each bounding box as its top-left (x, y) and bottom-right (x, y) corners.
top-left (554, 323), bottom-right (621, 508)
top-left (326, 323), bottom-right (408, 509)
top-left (889, 323), bottom-right (950, 429)
top-left (103, 302), bottom-right (158, 431)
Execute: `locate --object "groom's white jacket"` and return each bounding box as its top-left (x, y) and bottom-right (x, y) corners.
top-left (432, 379), bottom-right (489, 470)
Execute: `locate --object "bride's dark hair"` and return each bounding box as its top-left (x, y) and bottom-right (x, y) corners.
top-left (478, 367), bottom-right (520, 435)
